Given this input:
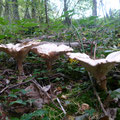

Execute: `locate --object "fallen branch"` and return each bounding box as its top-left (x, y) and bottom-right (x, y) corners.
top-left (88, 72), bottom-right (108, 116)
top-left (56, 98), bottom-right (66, 114)
top-left (0, 77), bottom-right (67, 114)
top-left (0, 79), bottom-right (32, 95)
top-left (31, 79), bottom-right (66, 114)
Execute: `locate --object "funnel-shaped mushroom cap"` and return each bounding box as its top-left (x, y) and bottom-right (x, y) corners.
top-left (67, 51), bottom-right (120, 90)
top-left (0, 41), bottom-right (40, 60)
top-left (0, 41), bottom-right (40, 75)
top-left (106, 51), bottom-right (120, 62)
top-left (31, 43), bottom-right (73, 59)
top-left (31, 43), bottom-right (73, 70)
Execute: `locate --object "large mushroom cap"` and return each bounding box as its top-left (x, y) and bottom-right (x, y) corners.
top-left (0, 41), bottom-right (40, 75)
top-left (67, 51), bottom-right (120, 90)
top-left (31, 43), bottom-right (73, 55)
top-left (31, 43), bottom-right (73, 70)
top-left (31, 43), bottom-right (73, 60)
top-left (106, 51), bottom-right (120, 62)
top-left (0, 41), bottom-right (40, 59)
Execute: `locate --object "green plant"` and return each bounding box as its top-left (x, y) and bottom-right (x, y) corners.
top-left (10, 109), bottom-right (48, 120)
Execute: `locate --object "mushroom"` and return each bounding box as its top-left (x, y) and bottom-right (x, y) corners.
top-left (31, 43), bottom-right (73, 70)
top-left (0, 41), bottom-right (40, 75)
top-left (67, 51), bottom-right (120, 91)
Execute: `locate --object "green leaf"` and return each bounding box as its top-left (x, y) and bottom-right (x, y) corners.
top-left (11, 89), bottom-right (21, 93)
top-left (8, 94), bottom-right (17, 98)
top-left (9, 99), bottom-right (26, 106)
top-left (56, 68), bottom-right (63, 72)
top-left (85, 108), bottom-right (96, 116)
top-left (20, 109), bottom-right (47, 120)
top-left (10, 117), bottom-right (20, 120)
top-left (20, 89), bottom-right (27, 95)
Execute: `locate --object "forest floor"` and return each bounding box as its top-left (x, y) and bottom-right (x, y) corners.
top-left (0, 44), bottom-right (120, 120)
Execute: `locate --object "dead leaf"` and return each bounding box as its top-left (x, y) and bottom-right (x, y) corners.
top-left (106, 108), bottom-right (117, 120)
top-left (61, 95), bottom-right (67, 100)
top-left (25, 84), bottom-right (51, 109)
top-left (81, 103), bottom-right (90, 112)
top-left (75, 113), bottom-right (89, 120)
top-left (42, 85), bottom-right (51, 92)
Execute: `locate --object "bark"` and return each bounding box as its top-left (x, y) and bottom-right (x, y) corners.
top-left (31, 0), bottom-right (36, 19)
top-left (24, 7), bottom-right (31, 19)
top-left (109, 8), bottom-right (113, 18)
top-left (119, 0), bottom-right (120, 18)
top-left (100, 0), bottom-right (107, 21)
top-left (92, 0), bottom-right (97, 16)
top-left (4, 0), bottom-right (11, 21)
top-left (24, 1), bottom-right (31, 19)
top-left (0, 0), bottom-right (3, 17)
top-left (45, 0), bottom-right (48, 24)
top-left (12, 0), bottom-right (20, 20)
top-left (63, 0), bottom-right (71, 26)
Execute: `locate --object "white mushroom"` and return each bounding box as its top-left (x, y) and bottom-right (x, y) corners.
top-left (0, 41), bottom-right (40, 75)
top-left (31, 43), bottom-right (73, 70)
top-left (67, 51), bottom-right (120, 91)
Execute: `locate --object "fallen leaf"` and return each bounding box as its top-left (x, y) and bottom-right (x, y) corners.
top-left (61, 95), bottom-right (67, 100)
top-left (81, 103), bottom-right (90, 112)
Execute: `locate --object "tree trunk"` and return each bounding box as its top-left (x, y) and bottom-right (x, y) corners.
top-left (12, 0), bottom-right (20, 20)
top-left (45, 0), bottom-right (48, 24)
top-left (63, 0), bottom-right (71, 26)
top-left (24, 0), bottom-right (31, 19)
top-left (24, 7), bottom-right (31, 19)
top-left (4, 0), bottom-right (11, 21)
top-left (92, 0), bottom-right (97, 16)
top-left (109, 8), bottom-right (113, 18)
top-left (31, 0), bottom-right (36, 19)
top-left (119, 0), bottom-right (120, 18)
top-left (0, 0), bottom-right (3, 17)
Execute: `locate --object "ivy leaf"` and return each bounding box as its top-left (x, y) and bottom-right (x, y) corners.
top-left (8, 94), bottom-right (17, 98)
top-left (9, 99), bottom-right (26, 106)
top-left (20, 109), bottom-right (47, 120)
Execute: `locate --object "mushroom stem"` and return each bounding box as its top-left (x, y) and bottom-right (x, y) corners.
top-left (97, 77), bottom-right (107, 91)
top-left (17, 59), bottom-right (24, 76)
top-left (46, 60), bottom-right (52, 71)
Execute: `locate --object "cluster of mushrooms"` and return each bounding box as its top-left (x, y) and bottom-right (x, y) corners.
top-left (0, 41), bottom-right (120, 91)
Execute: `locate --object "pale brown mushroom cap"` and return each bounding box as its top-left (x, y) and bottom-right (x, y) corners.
top-left (31, 43), bottom-right (73, 60)
top-left (67, 51), bottom-right (120, 90)
top-left (31, 43), bottom-right (73, 70)
top-left (67, 51), bottom-right (120, 72)
top-left (0, 41), bottom-right (40, 75)
top-left (0, 41), bottom-right (40, 60)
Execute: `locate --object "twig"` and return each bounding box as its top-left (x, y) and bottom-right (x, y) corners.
top-left (0, 80), bottom-right (32, 95)
top-left (31, 79), bottom-right (66, 114)
top-left (88, 72), bottom-right (108, 116)
top-left (56, 98), bottom-right (66, 114)
top-left (93, 43), bottom-right (97, 59)
top-left (0, 86), bottom-right (9, 95)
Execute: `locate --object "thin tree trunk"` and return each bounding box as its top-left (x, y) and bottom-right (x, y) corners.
top-left (119, 0), bottom-right (120, 18)
top-left (12, 0), bottom-right (20, 20)
top-left (109, 8), bottom-right (113, 18)
top-left (45, 0), bottom-right (48, 24)
top-left (31, 0), bottom-right (36, 19)
top-left (92, 0), bottom-right (97, 16)
top-left (63, 0), bottom-right (71, 26)
top-left (100, 0), bottom-right (106, 22)
top-left (24, 0), bottom-right (31, 19)
top-left (0, 0), bottom-right (3, 17)
top-left (24, 7), bottom-right (31, 19)
top-left (4, 0), bottom-right (11, 21)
